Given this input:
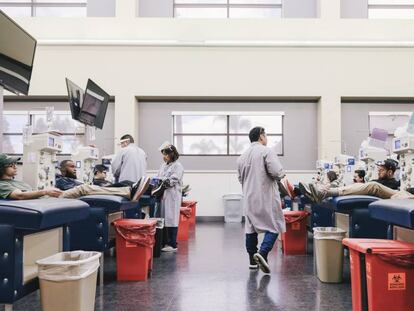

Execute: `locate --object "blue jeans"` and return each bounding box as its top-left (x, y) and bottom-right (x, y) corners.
top-left (167, 227), bottom-right (178, 248)
top-left (246, 232), bottom-right (278, 255)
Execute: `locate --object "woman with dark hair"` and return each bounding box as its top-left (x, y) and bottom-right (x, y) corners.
top-left (157, 142), bottom-right (184, 252)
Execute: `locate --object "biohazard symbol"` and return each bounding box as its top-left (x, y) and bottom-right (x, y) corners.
top-left (388, 273), bottom-right (406, 291)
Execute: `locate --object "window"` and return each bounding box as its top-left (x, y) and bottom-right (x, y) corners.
top-left (0, 0), bottom-right (87, 17)
top-left (368, 0), bottom-right (414, 19)
top-left (2, 111), bottom-right (85, 155)
top-left (172, 112), bottom-right (284, 155)
top-left (174, 0), bottom-right (282, 18)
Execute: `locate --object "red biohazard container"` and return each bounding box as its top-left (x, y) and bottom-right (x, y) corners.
top-left (177, 207), bottom-right (191, 241)
top-left (281, 211), bottom-right (309, 255)
top-left (114, 219), bottom-right (157, 281)
top-left (343, 238), bottom-right (414, 311)
top-left (182, 201), bottom-right (197, 226)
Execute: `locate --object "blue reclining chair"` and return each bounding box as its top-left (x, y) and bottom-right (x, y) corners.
top-left (317, 195), bottom-right (388, 238)
top-left (68, 195), bottom-right (140, 285)
top-left (369, 199), bottom-right (414, 240)
top-left (0, 199), bottom-right (89, 310)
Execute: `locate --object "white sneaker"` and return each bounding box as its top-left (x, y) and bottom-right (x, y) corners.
top-left (161, 245), bottom-right (177, 252)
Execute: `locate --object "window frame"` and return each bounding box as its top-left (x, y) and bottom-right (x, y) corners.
top-left (172, 111), bottom-right (284, 156)
top-left (368, 0), bottom-right (414, 19)
top-left (173, 0), bottom-right (282, 18)
top-left (0, 1), bottom-right (87, 17)
top-left (3, 110), bottom-right (85, 156)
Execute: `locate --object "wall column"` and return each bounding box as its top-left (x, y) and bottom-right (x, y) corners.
top-left (318, 94), bottom-right (342, 160)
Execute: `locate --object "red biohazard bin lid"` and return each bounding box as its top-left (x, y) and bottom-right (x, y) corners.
top-left (283, 210), bottom-right (309, 224)
top-left (180, 207), bottom-right (192, 217)
top-left (113, 219), bottom-right (157, 229)
top-left (343, 238), bottom-right (414, 254)
top-left (182, 201), bottom-right (197, 208)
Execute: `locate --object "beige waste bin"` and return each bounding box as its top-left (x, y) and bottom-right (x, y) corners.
top-left (36, 251), bottom-right (101, 311)
top-left (313, 227), bottom-right (346, 283)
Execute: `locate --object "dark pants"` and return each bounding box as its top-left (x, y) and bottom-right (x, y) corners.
top-left (165, 226), bottom-right (178, 248)
top-left (246, 232), bottom-right (278, 256)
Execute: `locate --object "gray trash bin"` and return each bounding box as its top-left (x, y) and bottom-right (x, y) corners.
top-left (36, 251), bottom-right (101, 311)
top-left (223, 194), bottom-right (243, 223)
top-left (313, 227), bottom-right (346, 283)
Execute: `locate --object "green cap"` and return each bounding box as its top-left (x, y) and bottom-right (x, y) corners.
top-left (0, 154), bottom-right (21, 168)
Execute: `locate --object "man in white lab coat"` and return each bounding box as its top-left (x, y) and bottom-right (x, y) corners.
top-left (237, 127), bottom-right (286, 274)
top-left (111, 134), bottom-right (147, 183)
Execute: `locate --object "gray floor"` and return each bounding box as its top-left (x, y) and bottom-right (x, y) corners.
top-left (11, 222), bottom-right (352, 311)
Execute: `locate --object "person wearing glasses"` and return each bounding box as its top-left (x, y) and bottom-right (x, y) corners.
top-left (0, 154), bottom-right (149, 201)
top-left (237, 127), bottom-right (286, 274)
top-left (92, 164), bottom-right (113, 187)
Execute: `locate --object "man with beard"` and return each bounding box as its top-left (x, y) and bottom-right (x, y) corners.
top-left (55, 160), bottom-right (83, 190)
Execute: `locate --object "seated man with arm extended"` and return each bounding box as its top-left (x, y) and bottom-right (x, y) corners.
top-left (55, 160), bottom-right (83, 191)
top-left (300, 159), bottom-right (412, 203)
top-left (0, 154), bottom-right (149, 201)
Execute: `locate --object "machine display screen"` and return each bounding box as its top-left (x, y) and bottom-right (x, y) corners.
top-left (395, 139), bottom-right (401, 150)
top-left (76, 161), bottom-right (81, 168)
top-left (347, 166), bottom-right (352, 172)
top-left (48, 137), bottom-right (54, 147)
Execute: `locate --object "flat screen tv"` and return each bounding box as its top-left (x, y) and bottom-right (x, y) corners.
top-left (65, 78), bottom-right (84, 121)
top-left (0, 10), bottom-right (37, 95)
top-left (77, 79), bottom-right (109, 130)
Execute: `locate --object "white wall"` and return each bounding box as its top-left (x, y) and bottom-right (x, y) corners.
top-left (4, 0), bottom-right (414, 215)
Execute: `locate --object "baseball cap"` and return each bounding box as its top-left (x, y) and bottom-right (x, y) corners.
top-left (93, 164), bottom-right (107, 174)
top-left (376, 159), bottom-right (398, 172)
top-left (0, 154), bottom-right (21, 168)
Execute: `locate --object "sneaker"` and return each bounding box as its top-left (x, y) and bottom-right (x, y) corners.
top-left (161, 245), bottom-right (177, 252)
top-left (309, 183), bottom-right (328, 204)
top-left (182, 184), bottom-right (191, 193)
top-left (298, 182), bottom-right (313, 202)
top-left (249, 254), bottom-right (259, 270)
top-left (277, 180), bottom-right (289, 198)
top-left (130, 176), bottom-right (150, 201)
top-left (253, 252), bottom-right (270, 274)
top-left (151, 179), bottom-right (169, 198)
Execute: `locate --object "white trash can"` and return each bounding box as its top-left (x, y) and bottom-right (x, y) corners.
top-left (223, 194), bottom-right (243, 223)
top-left (313, 227), bottom-right (347, 283)
top-left (36, 251), bottom-right (101, 311)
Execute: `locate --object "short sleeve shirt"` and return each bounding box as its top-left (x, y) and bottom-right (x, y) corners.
top-left (0, 179), bottom-right (33, 199)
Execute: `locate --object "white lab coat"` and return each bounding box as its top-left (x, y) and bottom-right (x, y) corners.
top-left (111, 144), bottom-right (147, 183)
top-left (157, 161), bottom-right (184, 227)
top-left (237, 142), bottom-right (286, 234)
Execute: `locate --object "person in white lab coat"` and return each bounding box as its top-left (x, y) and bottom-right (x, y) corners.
top-left (157, 143), bottom-right (184, 252)
top-left (111, 134), bottom-right (147, 183)
top-left (237, 127), bottom-right (286, 274)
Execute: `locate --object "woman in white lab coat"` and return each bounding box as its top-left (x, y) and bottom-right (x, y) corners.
top-left (157, 143), bottom-right (184, 252)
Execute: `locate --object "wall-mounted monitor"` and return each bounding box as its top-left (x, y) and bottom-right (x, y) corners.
top-left (77, 79), bottom-right (109, 130)
top-left (0, 10), bottom-right (37, 95)
top-left (65, 78), bottom-right (84, 121)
